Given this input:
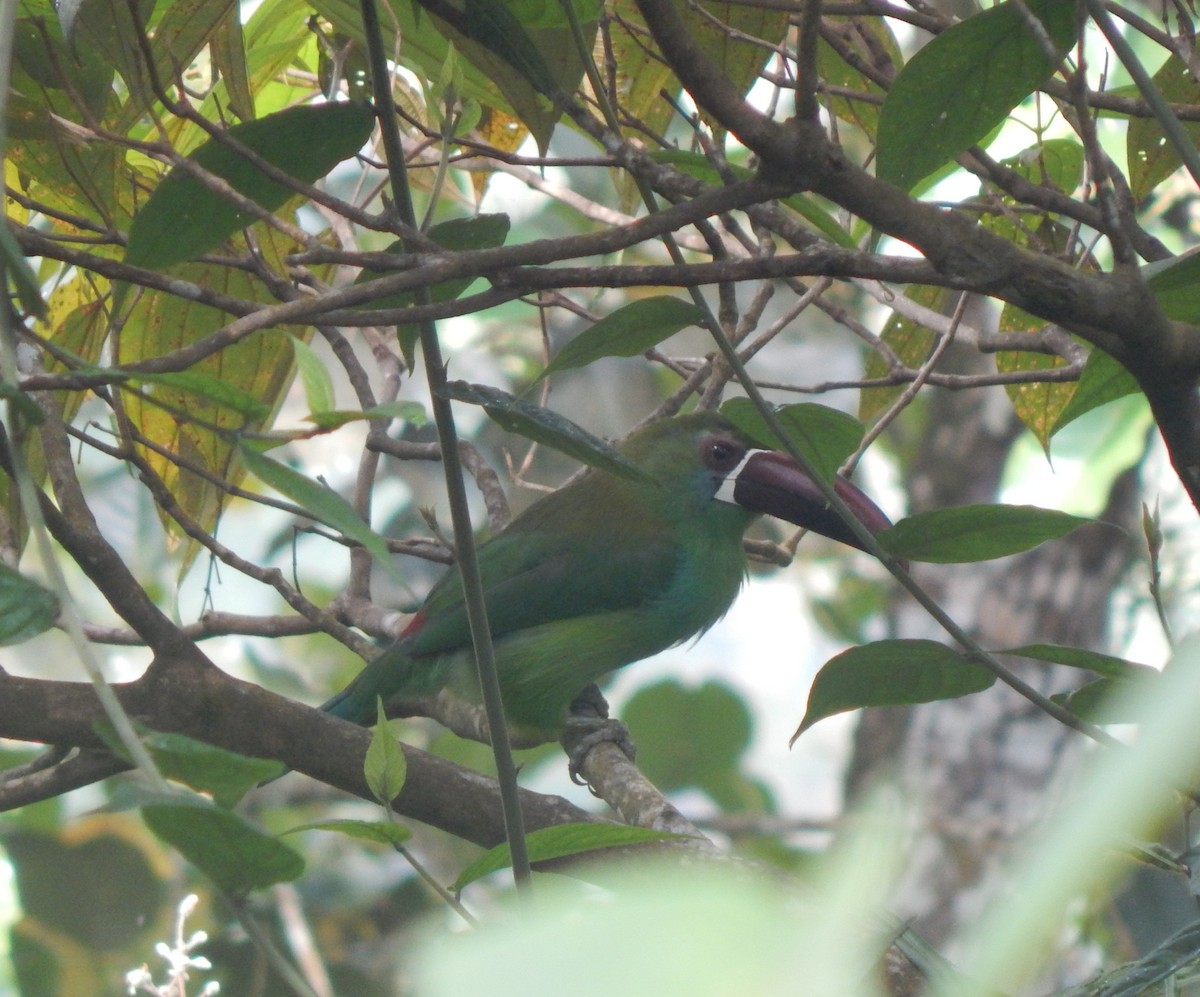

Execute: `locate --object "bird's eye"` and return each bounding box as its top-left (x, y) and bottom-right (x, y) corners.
top-left (700, 435), bottom-right (744, 472)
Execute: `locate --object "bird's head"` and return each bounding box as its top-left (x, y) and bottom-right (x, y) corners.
top-left (622, 412), bottom-right (893, 554)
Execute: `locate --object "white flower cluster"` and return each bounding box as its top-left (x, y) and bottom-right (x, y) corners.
top-left (125, 894), bottom-right (220, 997)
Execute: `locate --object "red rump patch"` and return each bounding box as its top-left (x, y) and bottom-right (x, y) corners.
top-left (400, 608), bottom-right (427, 638)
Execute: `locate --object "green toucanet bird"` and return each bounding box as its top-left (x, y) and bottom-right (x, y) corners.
top-left (322, 411), bottom-right (894, 737)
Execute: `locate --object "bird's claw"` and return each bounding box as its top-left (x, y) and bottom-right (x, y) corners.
top-left (562, 685), bottom-right (637, 786)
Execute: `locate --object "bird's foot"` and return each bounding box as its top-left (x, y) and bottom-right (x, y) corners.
top-left (561, 684), bottom-right (637, 786)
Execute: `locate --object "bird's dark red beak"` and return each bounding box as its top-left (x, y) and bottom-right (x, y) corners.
top-left (718, 450), bottom-right (893, 553)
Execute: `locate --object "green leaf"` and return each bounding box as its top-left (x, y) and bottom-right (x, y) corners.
top-left (1051, 674), bottom-right (1162, 724)
top-left (463, 0), bottom-right (558, 97)
top-left (0, 563), bottom-right (59, 645)
top-left (1128, 55), bottom-right (1200, 200)
top-left (124, 369), bottom-right (272, 421)
top-left (878, 504), bottom-right (1093, 563)
top-left (859, 285), bottom-right (943, 425)
top-left (721, 398), bottom-right (864, 484)
top-left (305, 400), bottom-right (428, 431)
top-left (1051, 347), bottom-right (1139, 434)
top-left (795, 639), bottom-right (995, 738)
top-left (1144, 249), bottom-right (1200, 323)
top-left (354, 213), bottom-right (510, 369)
top-left (649, 150), bottom-right (854, 247)
top-left (292, 337), bottom-right (337, 417)
top-left (124, 101), bottom-right (375, 273)
top-left (238, 442), bottom-right (396, 570)
top-left (1000, 643), bottom-right (1153, 681)
top-left (995, 301), bottom-right (1073, 452)
top-left (876, 0), bottom-right (1076, 190)
top-left (95, 723), bottom-right (285, 808)
top-left (142, 799), bottom-right (305, 893)
top-left (0, 221), bottom-right (47, 319)
top-left (364, 701), bottom-right (408, 805)
top-left (622, 680), bottom-right (768, 812)
top-left (441, 381), bottom-right (652, 483)
top-left (282, 818), bottom-right (412, 847)
top-left (453, 822), bottom-right (680, 891)
top-left (535, 296), bottom-right (707, 382)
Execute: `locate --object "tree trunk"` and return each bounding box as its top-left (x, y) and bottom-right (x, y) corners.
top-left (845, 345), bottom-right (1142, 967)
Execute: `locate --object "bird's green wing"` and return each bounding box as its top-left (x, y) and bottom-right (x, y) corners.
top-left (404, 475), bottom-right (678, 657)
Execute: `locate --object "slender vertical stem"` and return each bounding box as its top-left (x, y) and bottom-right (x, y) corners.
top-left (357, 0), bottom-right (531, 886)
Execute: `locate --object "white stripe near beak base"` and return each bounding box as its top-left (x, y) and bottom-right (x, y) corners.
top-left (713, 449), bottom-right (766, 507)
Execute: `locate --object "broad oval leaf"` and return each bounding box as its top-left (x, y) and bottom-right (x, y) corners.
top-left (537, 296), bottom-right (707, 382)
top-left (365, 704), bottom-right (408, 805)
top-left (878, 504), bottom-right (1093, 563)
top-left (876, 0), bottom-right (1076, 191)
top-left (440, 381), bottom-right (651, 483)
top-left (238, 442), bottom-right (396, 571)
top-left (0, 563), bottom-right (59, 645)
top-left (453, 822), bottom-right (680, 891)
top-left (722, 398), bottom-right (864, 484)
top-left (794, 639), bottom-right (994, 739)
top-left (124, 101), bottom-right (375, 272)
top-left (94, 724), bottom-right (285, 808)
top-left (142, 800), bottom-right (304, 893)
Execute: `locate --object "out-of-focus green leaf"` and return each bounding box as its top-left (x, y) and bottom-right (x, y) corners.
top-left (722, 398), bottom-right (864, 485)
top-left (453, 822), bottom-right (679, 890)
top-left (441, 381), bottom-right (652, 483)
top-left (4, 816), bottom-right (168, 953)
top-left (795, 639), bottom-right (994, 738)
top-left (536, 296), bottom-right (706, 382)
top-left (623, 679), bottom-right (769, 812)
top-left (0, 563), bottom-right (59, 645)
top-left (1052, 674), bottom-right (1162, 724)
top-left (876, 0), bottom-right (1076, 190)
top-left (124, 102), bottom-right (374, 273)
top-left (143, 799), bottom-right (304, 893)
top-left (878, 504), bottom-right (1093, 563)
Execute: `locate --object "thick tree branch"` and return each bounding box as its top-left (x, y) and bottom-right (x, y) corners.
top-left (632, 0), bottom-right (1200, 512)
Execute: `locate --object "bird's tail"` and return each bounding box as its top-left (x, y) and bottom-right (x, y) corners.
top-left (318, 641), bottom-right (430, 727)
